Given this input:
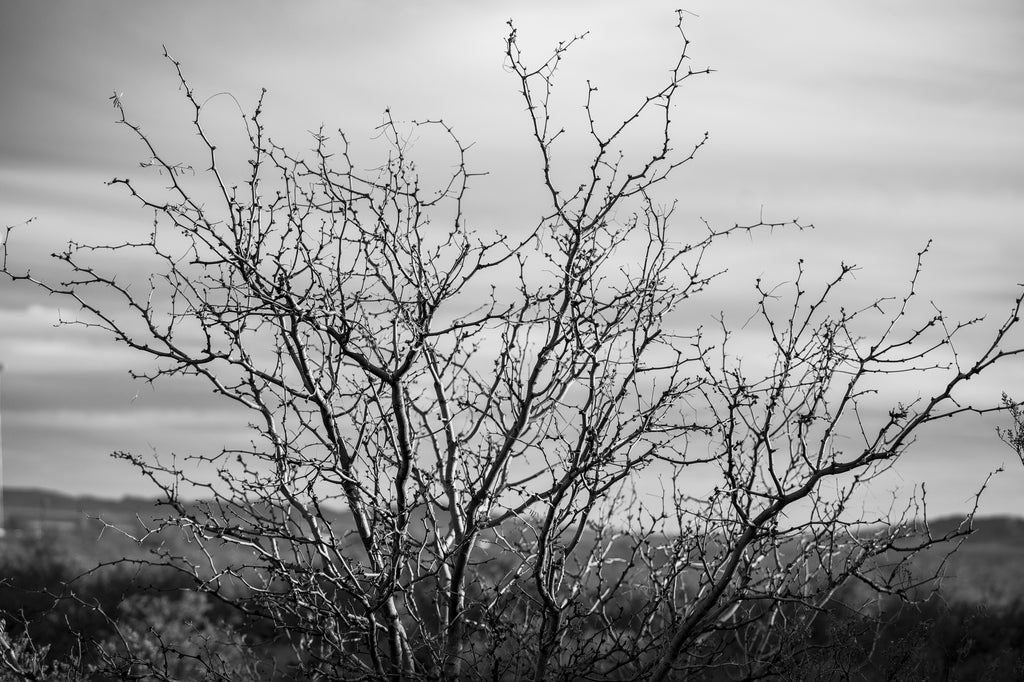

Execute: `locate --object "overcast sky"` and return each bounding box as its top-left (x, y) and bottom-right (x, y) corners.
top-left (1, 0), bottom-right (1023, 517)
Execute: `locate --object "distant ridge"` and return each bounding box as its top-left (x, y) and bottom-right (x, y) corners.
top-left (2, 486), bottom-right (1021, 536)
top-left (1, 487), bottom-right (1021, 606)
top-left (1, 487), bottom-right (161, 534)
top-left (4, 487), bottom-right (160, 515)
top-left (2, 483), bottom-right (159, 516)
top-left (1, 486), bottom-right (354, 531)
top-left (923, 514), bottom-right (1024, 545)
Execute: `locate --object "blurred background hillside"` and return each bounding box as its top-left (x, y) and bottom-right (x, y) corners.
top-left (2, 487), bottom-right (1024, 679)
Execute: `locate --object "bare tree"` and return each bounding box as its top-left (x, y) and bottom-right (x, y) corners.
top-left (3, 13), bottom-right (1023, 681)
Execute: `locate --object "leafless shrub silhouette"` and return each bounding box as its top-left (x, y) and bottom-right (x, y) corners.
top-left (4, 12), bottom-right (1023, 681)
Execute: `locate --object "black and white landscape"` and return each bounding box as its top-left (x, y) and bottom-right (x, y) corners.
top-left (1, 2), bottom-right (1022, 679)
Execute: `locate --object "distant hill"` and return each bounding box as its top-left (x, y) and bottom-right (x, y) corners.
top-left (925, 514), bottom-right (1024, 546)
top-left (4, 487), bottom-right (161, 522)
top-left (2, 487), bottom-right (1022, 605)
top-left (6, 486), bottom-right (1019, 545)
top-left (1, 486), bottom-right (354, 538)
top-left (909, 515), bottom-right (1024, 606)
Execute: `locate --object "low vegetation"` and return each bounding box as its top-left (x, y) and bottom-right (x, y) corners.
top-left (2, 495), bottom-right (1023, 680)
